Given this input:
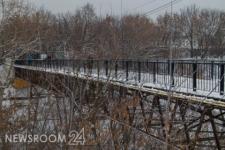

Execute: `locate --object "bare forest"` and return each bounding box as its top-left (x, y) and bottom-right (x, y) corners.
top-left (0, 1), bottom-right (225, 60)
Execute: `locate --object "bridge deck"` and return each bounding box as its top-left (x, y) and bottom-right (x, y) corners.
top-left (13, 60), bottom-right (225, 149)
top-left (14, 64), bottom-right (225, 109)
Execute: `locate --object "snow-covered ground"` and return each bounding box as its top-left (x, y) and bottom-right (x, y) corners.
top-left (14, 65), bottom-right (225, 100)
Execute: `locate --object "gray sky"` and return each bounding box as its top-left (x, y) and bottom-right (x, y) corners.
top-left (28, 0), bottom-right (225, 19)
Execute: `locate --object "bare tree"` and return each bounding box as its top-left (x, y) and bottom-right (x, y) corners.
top-left (179, 5), bottom-right (200, 58)
top-left (197, 9), bottom-right (221, 58)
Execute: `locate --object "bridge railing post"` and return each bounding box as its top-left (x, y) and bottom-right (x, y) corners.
top-left (105, 60), bottom-right (108, 77)
top-left (66, 60), bottom-right (69, 72)
top-left (53, 59), bottom-right (55, 70)
top-left (97, 60), bottom-right (100, 79)
top-left (39, 60), bottom-right (41, 68)
top-left (45, 60), bottom-right (47, 69)
top-left (51, 59), bottom-right (53, 69)
top-left (49, 59), bottom-right (51, 70)
top-left (153, 62), bottom-right (156, 83)
top-left (168, 60), bottom-right (175, 87)
top-left (31, 59), bottom-right (34, 67)
top-left (55, 60), bottom-right (57, 70)
top-left (64, 59), bottom-right (66, 71)
top-left (40, 60), bottom-right (42, 68)
top-left (181, 62), bottom-right (184, 76)
top-left (83, 60), bottom-right (86, 74)
top-left (146, 61), bottom-right (149, 82)
top-left (59, 60), bottom-right (62, 70)
top-left (72, 60), bottom-right (75, 72)
top-left (56, 60), bottom-right (58, 70)
top-left (193, 62), bottom-right (197, 92)
top-left (115, 61), bottom-right (118, 79)
top-left (54, 60), bottom-right (56, 70)
top-left (126, 61), bottom-right (129, 81)
top-left (90, 59), bottom-right (93, 75)
top-left (34, 60), bottom-right (36, 68)
top-left (51, 59), bottom-right (53, 70)
top-left (211, 61), bottom-right (214, 80)
top-left (62, 60), bottom-right (65, 72)
top-left (168, 60), bottom-right (170, 75)
top-left (36, 60), bottom-right (39, 68)
top-left (220, 64), bottom-right (224, 95)
top-left (138, 61), bottom-right (141, 82)
top-left (171, 61), bottom-right (175, 87)
top-left (44, 59), bottom-right (46, 69)
top-left (46, 59), bottom-right (48, 69)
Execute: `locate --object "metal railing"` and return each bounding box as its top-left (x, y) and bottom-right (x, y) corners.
top-left (15, 59), bottom-right (225, 96)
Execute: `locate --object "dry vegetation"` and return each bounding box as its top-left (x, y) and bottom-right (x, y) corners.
top-left (1, 0), bottom-right (225, 149)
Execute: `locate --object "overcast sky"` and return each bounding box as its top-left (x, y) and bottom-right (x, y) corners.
top-left (28, 0), bottom-right (225, 19)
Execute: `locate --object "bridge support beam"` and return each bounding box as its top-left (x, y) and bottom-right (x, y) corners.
top-left (14, 67), bottom-right (225, 150)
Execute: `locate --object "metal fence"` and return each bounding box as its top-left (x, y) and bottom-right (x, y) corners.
top-left (15, 59), bottom-right (225, 96)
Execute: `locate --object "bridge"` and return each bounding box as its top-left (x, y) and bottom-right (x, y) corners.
top-left (14, 59), bottom-right (225, 149)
